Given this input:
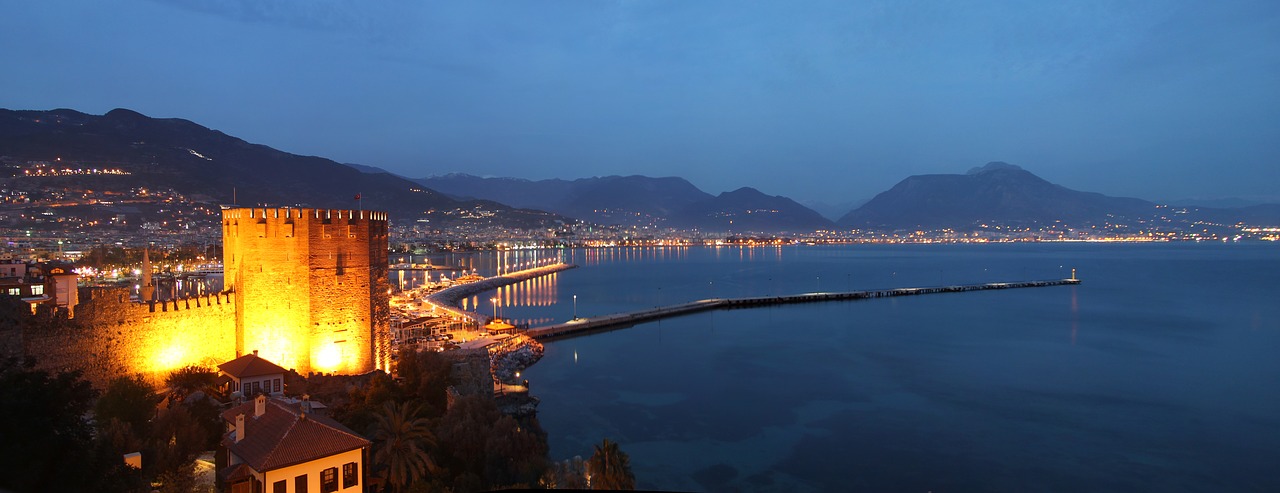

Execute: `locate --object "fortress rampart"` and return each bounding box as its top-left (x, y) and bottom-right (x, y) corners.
top-left (6, 207), bottom-right (391, 388)
top-left (20, 288), bottom-right (237, 387)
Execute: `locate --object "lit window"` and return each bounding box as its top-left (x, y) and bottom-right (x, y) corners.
top-left (6, 288), bottom-right (18, 296)
top-left (342, 462), bottom-right (359, 489)
top-left (321, 467), bottom-right (338, 493)
top-left (31, 285), bottom-right (43, 295)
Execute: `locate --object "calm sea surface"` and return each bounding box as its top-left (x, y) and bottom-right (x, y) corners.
top-left (440, 243), bottom-right (1280, 491)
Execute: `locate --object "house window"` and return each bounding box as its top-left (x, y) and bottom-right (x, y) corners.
top-left (321, 467), bottom-right (338, 493)
top-left (273, 378), bottom-right (281, 393)
top-left (273, 480), bottom-right (286, 493)
top-left (30, 284), bottom-right (43, 295)
top-left (6, 288), bottom-right (17, 296)
top-left (295, 474), bottom-right (308, 493)
top-left (342, 462), bottom-right (359, 489)
top-left (252, 381), bottom-right (261, 395)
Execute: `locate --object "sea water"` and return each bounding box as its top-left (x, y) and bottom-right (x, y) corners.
top-left (490, 243), bottom-right (1279, 491)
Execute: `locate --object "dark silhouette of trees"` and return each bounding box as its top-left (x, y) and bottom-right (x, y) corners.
top-left (94, 371), bottom-right (211, 490)
top-left (0, 357), bottom-right (143, 492)
top-left (96, 374), bottom-right (161, 438)
top-left (434, 395), bottom-right (550, 491)
top-left (587, 438), bottom-right (636, 490)
top-left (164, 365), bottom-right (224, 451)
top-left (372, 400), bottom-right (438, 493)
top-left (164, 364), bottom-right (218, 403)
top-left (395, 347), bottom-right (452, 416)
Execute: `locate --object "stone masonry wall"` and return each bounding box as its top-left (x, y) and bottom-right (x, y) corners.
top-left (224, 208), bottom-right (389, 375)
top-left (23, 287), bottom-right (237, 388)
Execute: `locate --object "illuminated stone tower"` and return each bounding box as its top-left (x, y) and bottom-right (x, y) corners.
top-left (222, 207), bottom-right (391, 375)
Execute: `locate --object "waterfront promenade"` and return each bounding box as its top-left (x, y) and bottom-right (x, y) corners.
top-left (425, 262), bottom-right (578, 322)
top-left (527, 278), bottom-right (1081, 340)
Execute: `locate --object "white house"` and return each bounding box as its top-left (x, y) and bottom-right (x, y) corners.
top-left (218, 351), bottom-right (287, 397)
top-left (219, 394), bottom-right (370, 493)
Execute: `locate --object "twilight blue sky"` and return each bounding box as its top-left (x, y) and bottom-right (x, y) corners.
top-left (2, 0), bottom-right (1278, 205)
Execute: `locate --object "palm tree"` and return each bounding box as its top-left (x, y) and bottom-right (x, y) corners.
top-left (587, 438), bottom-right (635, 490)
top-left (372, 400), bottom-right (438, 492)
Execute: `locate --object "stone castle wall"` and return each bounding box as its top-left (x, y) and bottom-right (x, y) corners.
top-left (9, 207), bottom-right (390, 387)
top-left (22, 288), bottom-right (237, 387)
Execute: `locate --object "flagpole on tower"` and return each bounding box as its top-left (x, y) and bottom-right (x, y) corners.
top-left (355, 193), bottom-right (362, 211)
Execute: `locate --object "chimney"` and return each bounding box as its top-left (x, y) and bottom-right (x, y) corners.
top-left (301, 394), bottom-right (312, 415)
top-left (253, 349), bottom-right (258, 356)
top-left (235, 413), bottom-right (245, 443)
top-left (254, 394), bottom-right (267, 417)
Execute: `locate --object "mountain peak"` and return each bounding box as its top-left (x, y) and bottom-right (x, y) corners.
top-left (104, 108), bottom-right (149, 120)
top-left (722, 187), bottom-right (765, 197)
top-left (967, 161), bottom-right (1023, 175)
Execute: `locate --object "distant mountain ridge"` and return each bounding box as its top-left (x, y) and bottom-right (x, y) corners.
top-left (0, 108), bottom-right (562, 227)
top-left (838, 162), bottom-right (1158, 229)
top-left (416, 174), bottom-right (834, 233)
top-left (4, 107), bottom-right (1275, 234)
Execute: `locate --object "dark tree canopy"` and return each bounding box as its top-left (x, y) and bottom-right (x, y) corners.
top-left (588, 438), bottom-right (636, 490)
top-left (0, 357), bottom-right (142, 492)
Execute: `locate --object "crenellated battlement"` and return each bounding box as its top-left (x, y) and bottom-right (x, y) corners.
top-left (26, 287), bottom-right (239, 388)
top-left (73, 287), bottom-right (236, 325)
top-left (221, 207), bottom-right (388, 222)
top-left (78, 287), bottom-right (235, 314)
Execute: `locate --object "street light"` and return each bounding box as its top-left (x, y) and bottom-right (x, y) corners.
top-left (572, 294), bottom-right (578, 320)
top-left (490, 297), bottom-right (498, 321)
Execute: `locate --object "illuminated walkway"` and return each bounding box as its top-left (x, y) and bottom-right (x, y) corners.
top-left (527, 278), bottom-right (1081, 340)
top-left (425, 262), bottom-right (578, 322)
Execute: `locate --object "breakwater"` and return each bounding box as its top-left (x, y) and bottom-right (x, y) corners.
top-left (528, 278), bottom-right (1080, 340)
top-left (426, 262), bottom-right (578, 321)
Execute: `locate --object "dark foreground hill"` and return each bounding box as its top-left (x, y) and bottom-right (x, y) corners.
top-left (0, 108), bottom-right (561, 228)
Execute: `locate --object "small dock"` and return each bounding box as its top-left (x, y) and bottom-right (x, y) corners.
top-left (528, 278), bottom-right (1080, 340)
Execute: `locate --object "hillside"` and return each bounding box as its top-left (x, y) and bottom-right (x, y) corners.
top-left (670, 187), bottom-right (835, 232)
top-left (838, 162), bottom-right (1157, 229)
top-left (0, 108), bottom-right (562, 228)
top-left (417, 174), bottom-right (832, 233)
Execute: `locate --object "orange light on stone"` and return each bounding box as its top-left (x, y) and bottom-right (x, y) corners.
top-left (155, 343), bottom-right (188, 373)
top-left (315, 343), bottom-right (342, 374)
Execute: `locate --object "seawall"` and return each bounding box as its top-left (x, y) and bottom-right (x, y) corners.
top-left (528, 278), bottom-right (1081, 340)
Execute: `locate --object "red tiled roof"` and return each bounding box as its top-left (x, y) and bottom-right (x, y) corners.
top-left (221, 398), bottom-right (370, 472)
top-left (218, 353), bottom-right (289, 378)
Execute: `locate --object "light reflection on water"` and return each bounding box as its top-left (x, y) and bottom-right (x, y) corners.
top-left (511, 243), bottom-right (1280, 492)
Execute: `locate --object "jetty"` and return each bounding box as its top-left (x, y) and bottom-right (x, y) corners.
top-left (528, 278), bottom-right (1080, 340)
top-left (426, 262), bottom-right (578, 321)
